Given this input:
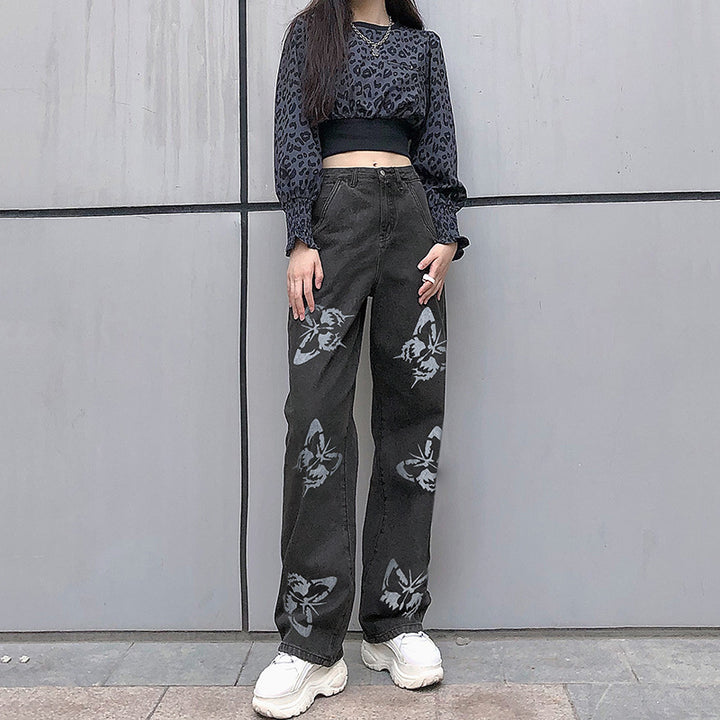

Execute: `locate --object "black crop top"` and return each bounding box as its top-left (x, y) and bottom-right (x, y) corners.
top-left (318, 118), bottom-right (413, 160)
top-left (273, 16), bottom-right (470, 261)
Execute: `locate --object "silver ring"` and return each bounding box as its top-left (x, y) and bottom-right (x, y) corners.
top-left (422, 273), bottom-right (436, 284)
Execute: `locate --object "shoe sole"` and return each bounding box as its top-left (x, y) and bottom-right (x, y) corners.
top-left (360, 640), bottom-right (444, 689)
top-left (251, 657), bottom-right (348, 719)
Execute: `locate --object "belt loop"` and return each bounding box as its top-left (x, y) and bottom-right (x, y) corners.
top-left (350, 167), bottom-right (358, 187)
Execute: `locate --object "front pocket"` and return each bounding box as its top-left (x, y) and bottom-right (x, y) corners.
top-left (408, 181), bottom-right (437, 237)
top-left (312, 178), bottom-right (345, 231)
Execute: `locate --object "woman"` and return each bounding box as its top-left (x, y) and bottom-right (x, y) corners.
top-left (253, 0), bottom-right (469, 716)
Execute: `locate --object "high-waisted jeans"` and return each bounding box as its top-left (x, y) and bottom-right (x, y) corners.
top-left (275, 165), bottom-right (447, 667)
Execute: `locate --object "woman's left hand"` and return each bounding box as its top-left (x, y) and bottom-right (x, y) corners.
top-left (416, 241), bottom-right (456, 303)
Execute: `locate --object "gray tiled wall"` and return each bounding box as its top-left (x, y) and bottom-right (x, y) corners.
top-left (1, 0), bottom-right (719, 631)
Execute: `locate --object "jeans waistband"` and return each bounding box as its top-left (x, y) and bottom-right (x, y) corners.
top-left (320, 165), bottom-right (420, 185)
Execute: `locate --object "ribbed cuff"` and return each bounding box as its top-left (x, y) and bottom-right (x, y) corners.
top-left (426, 193), bottom-right (470, 261)
top-left (283, 198), bottom-right (319, 256)
top-left (431, 210), bottom-right (470, 261)
top-left (438, 234), bottom-right (470, 261)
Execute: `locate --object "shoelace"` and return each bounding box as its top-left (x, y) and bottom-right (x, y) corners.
top-left (272, 651), bottom-right (298, 664)
top-left (396, 631), bottom-right (427, 647)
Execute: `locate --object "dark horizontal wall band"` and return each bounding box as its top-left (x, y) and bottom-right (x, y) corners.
top-left (477, 191), bottom-right (720, 206)
top-left (1, 191), bottom-right (719, 219)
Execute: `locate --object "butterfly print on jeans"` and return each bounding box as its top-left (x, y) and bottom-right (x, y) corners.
top-left (393, 306), bottom-right (446, 387)
top-left (293, 304), bottom-right (354, 365)
top-left (396, 425), bottom-right (442, 492)
top-left (380, 558), bottom-right (428, 617)
top-left (294, 418), bottom-right (343, 495)
top-left (283, 572), bottom-right (338, 637)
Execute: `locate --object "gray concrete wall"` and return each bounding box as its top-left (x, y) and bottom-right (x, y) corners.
top-left (1, 0), bottom-right (719, 631)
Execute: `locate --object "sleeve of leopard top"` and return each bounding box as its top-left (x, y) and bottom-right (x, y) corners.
top-left (409, 31), bottom-right (470, 261)
top-left (274, 15), bottom-right (324, 257)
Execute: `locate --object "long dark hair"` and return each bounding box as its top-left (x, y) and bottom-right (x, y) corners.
top-left (283, 0), bottom-right (425, 127)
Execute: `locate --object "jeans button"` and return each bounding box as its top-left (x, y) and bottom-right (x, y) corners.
top-left (379, 169), bottom-right (386, 176)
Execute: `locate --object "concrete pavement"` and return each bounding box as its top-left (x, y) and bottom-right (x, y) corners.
top-left (1, 629), bottom-right (719, 719)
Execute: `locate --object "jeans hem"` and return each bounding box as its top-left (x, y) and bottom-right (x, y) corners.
top-left (362, 621), bottom-right (424, 644)
top-left (278, 641), bottom-right (344, 668)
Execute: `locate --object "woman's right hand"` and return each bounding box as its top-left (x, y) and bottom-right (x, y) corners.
top-left (287, 240), bottom-right (324, 321)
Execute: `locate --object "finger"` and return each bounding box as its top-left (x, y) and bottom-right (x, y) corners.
top-left (417, 278), bottom-right (435, 296)
top-left (289, 279), bottom-right (297, 320)
top-left (315, 259), bottom-right (324, 289)
top-left (290, 282), bottom-right (299, 319)
top-left (419, 282), bottom-right (440, 304)
top-left (418, 262), bottom-right (443, 298)
top-left (417, 250), bottom-right (435, 270)
top-left (291, 278), bottom-right (305, 320)
top-left (294, 296), bottom-right (305, 320)
top-left (296, 282), bottom-right (307, 320)
top-left (303, 274), bottom-right (315, 314)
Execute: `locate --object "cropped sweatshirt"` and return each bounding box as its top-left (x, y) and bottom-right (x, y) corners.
top-left (274, 15), bottom-right (470, 261)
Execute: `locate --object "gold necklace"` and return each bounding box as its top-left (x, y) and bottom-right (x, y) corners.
top-left (351, 20), bottom-right (394, 57)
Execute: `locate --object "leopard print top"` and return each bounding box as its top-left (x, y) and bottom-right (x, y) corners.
top-left (274, 15), bottom-right (470, 261)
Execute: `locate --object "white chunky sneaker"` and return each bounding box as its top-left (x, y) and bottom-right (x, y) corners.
top-left (252, 651), bottom-right (348, 718)
top-left (361, 630), bottom-right (444, 689)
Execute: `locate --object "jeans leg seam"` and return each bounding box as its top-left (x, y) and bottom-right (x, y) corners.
top-left (327, 408), bottom-right (354, 657)
top-left (364, 384), bottom-right (388, 589)
top-left (344, 409), bottom-right (354, 610)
